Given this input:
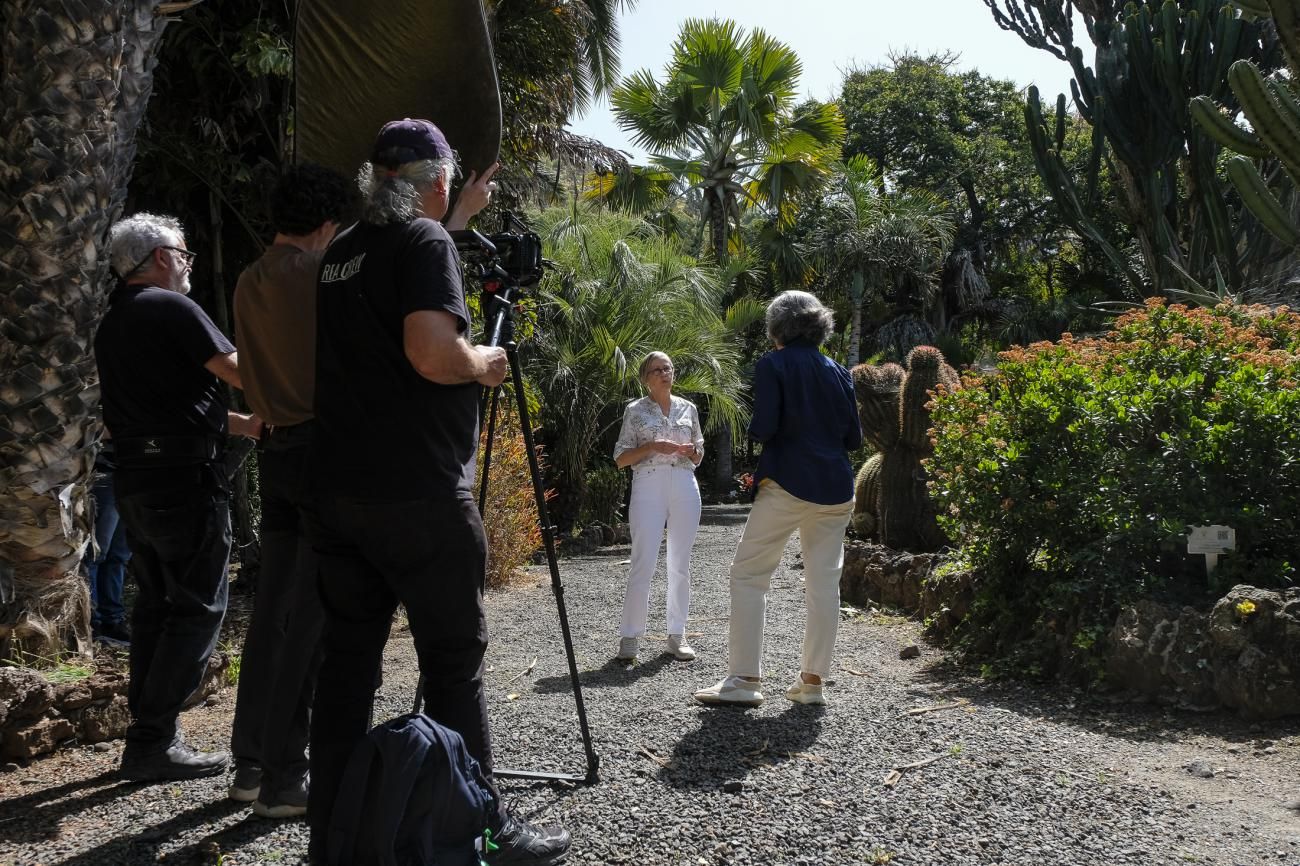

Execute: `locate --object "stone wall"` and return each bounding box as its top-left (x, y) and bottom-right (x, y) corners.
top-left (839, 541), bottom-right (974, 637)
top-left (1107, 585), bottom-right (1300, 719)
top-left (841, 543), bottom-right (1300, 720)
top-left (0, 652), bottom-right (229, 762)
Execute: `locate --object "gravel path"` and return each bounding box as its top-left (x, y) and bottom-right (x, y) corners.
top-left (2, 503), bottom-right (1297, 866)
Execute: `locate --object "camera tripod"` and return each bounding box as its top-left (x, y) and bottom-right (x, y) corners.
top-left (410, 268), bottom-right (600, 786)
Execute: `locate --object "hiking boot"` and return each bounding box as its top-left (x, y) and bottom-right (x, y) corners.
top-left (693, 675), bottom-right (763, 707)
top-left (227, 761), bottom-right (262, 802)
top-left (666, 634), bottom-right (696, 661)
top-left (252, 774), bottom-right (308, 819)
top-left (96, 620), bottom-right (131, 647)
top-left (615, 636), bottom-right (638, 662)
top-left (784, 678), bottom-right (826, 705)
top-left (121, 739), bottom-right (229, 782)
top-left (484, 811), bottom-right (571, 865)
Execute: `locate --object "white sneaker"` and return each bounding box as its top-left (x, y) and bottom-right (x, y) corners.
top-left (666, 634), bottom-right (696, 661)
top-left (694, 676), bottom-right (763, 707)
top-left (616, 636), bottom-right (639, 661)
top-left (785, 679), bottom-right (826, 705)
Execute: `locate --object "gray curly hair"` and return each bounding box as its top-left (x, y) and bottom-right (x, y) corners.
top-left (766, 290), bottom-right (835, 346)
top-left (108, 212), bottom-right (184, 280)
top-left (357, 156), bottom-right (459, 226)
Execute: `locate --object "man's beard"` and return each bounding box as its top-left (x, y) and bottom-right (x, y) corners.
top-left (172, 272), bottom-right (192, 295)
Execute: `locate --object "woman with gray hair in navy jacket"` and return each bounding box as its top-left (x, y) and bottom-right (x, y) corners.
top-left (695, 290), bottom-right (861, 707)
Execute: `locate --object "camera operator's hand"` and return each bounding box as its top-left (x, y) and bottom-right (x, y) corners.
top-left (475, 345), bottom-right (508, 387)
top-left (445, 162), bottom-right (501, 231)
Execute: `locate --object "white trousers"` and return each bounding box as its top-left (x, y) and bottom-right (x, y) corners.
top-left (620, 466), bottom-right (701, 638)
top-left (728, 481), bottom-right (854, 679)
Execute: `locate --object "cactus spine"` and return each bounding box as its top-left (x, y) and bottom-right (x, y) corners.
top-left (851, 347), bottom-right (957, 552)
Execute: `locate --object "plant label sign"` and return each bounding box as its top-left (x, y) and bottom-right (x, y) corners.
top-left (1187, 525), bottom-right (1236, 555)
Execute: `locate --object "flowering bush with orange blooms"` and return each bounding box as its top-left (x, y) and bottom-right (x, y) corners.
top-left (480, 414), bottom-right (550, 589)
top-left (927, 300), bottom-right (1300, 678)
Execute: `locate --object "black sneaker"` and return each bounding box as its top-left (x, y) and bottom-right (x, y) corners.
top-left (121, 739), bottom-right (229, 782)
top-left (483, 812), bottom-right (571, 865)
top-left (97, 620), bottom-right (131, 646)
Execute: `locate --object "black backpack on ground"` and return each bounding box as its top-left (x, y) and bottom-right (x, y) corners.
top-left (327, 712), bottom-right (498, 866)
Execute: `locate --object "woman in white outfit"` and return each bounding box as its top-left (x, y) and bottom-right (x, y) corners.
top-left (612, 351), bottom-right (704, 662)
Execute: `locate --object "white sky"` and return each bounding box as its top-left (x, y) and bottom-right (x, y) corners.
top-left (567, 0), bottom-right (1080, 162)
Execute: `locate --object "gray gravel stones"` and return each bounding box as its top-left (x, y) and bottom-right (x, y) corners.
top-left (1, 504), bottom-right (1298, 865)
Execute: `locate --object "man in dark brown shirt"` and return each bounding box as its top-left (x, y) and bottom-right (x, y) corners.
top-left (228, 163), bottom-right (353, 818)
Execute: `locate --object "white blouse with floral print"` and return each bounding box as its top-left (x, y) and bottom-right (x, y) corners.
top-left (613, 395), bottom-right (705, 472)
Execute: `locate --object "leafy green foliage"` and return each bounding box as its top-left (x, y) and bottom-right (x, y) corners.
top-left (579, 464), bottom-right (628, 528)
top-left (928, 301), bottom-right (1300, 676)
top-left (809, 155), bottom-right (955, 364)
top-left (524, 206), bottom-right (755, 524)
top-left (837, 53), bottom-right (1115, 347)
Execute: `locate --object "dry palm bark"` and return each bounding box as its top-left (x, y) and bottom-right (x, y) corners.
top-left (0, 1), bottom-right (170, 655)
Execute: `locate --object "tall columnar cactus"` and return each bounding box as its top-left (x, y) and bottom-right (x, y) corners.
top-left (851, 347), bottom-right (958, 552)
top-left (1192, 0), bottom-right (1300, 249)
top-left (1016, 0), bottom-right (1281, 297)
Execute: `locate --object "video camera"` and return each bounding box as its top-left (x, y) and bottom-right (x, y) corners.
top-left (449, 211), bottom-right (545, 289)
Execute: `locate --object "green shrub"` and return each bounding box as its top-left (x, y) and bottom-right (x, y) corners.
top-left (579, 464), bottom-right (628, 528)
top-left (928, 300), bottom-right (1300, 678)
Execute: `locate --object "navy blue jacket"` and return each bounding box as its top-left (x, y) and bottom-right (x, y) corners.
top-left (750, 340), bottom-right (861, 505)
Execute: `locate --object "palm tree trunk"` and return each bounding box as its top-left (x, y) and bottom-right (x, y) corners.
top-left (847, 271), bottom-right (865, 367)
top-left (0, 1), bottom-right (170, 656)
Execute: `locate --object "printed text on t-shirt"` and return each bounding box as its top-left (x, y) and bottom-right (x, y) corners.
top-left (320, 253), bottom-right (366, 283)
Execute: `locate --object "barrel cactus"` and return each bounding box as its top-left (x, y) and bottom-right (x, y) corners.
top-left (851, 346), bottom-right (958, 552)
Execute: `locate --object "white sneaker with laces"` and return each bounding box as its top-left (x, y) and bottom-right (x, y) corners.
top-left (616, 636), bottom-right (639, 661)
top-left (666, 634), bottom-right (696, 661)
top-left (785, 679), bottom-right (826, 705)
top-left (694, 675), bottom-right (763, 706)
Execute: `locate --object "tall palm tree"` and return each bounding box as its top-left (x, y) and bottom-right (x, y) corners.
top-left (812, 157), bottom-right (955, 365)
top-left (0, 1), bottom-right (172, 655)
top-left (526, 206), bottom-right (760, 521)
top-left (607, 18), bottom-right (844, 262)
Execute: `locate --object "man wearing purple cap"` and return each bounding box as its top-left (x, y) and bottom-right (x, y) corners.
top-left (306, 118), bottom-right (570, 865)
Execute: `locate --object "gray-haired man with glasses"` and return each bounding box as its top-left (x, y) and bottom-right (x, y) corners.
top-left (94, 212), bottom-right (261, 781)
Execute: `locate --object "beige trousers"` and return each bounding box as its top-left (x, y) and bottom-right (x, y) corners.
top-left (727, 481), bottom-right (854, 680)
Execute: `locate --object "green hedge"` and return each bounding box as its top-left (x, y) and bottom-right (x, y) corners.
top-left (927, 300), bottom-right (1300, 677)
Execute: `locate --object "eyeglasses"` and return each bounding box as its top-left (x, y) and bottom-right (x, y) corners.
top-left (122, 244), bottom-right (196, 280)
top-left (161, 245), bottom-right (197, 263)
top-left (647, 365), bottom-right (674, 376)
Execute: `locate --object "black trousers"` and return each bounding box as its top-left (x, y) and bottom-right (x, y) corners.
top-left (305, 492), bottom-right (497, 856)
top-left (115, 465), bottom-right (231, 750)
top-left (229, 424), bottom-right (323, 792)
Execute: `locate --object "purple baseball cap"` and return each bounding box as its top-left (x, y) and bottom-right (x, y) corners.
top-left (370, 118), bottom-right (453, 166)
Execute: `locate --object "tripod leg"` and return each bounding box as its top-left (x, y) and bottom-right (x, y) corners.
top-left (504, 344), bottom-right (600, 783)
top-left (479, 385), bottom-right (503, 515)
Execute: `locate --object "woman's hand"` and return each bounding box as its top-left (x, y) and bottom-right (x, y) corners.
top-left (650, 439), bottom-right (679, 455)
top-left (674, 443), bottom-right (697, 457)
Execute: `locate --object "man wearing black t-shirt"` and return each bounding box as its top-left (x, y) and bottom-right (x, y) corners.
top-left (95, 212), bottom-right (262, 781)
top-left (307, 119), bottom-right (570, 865)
